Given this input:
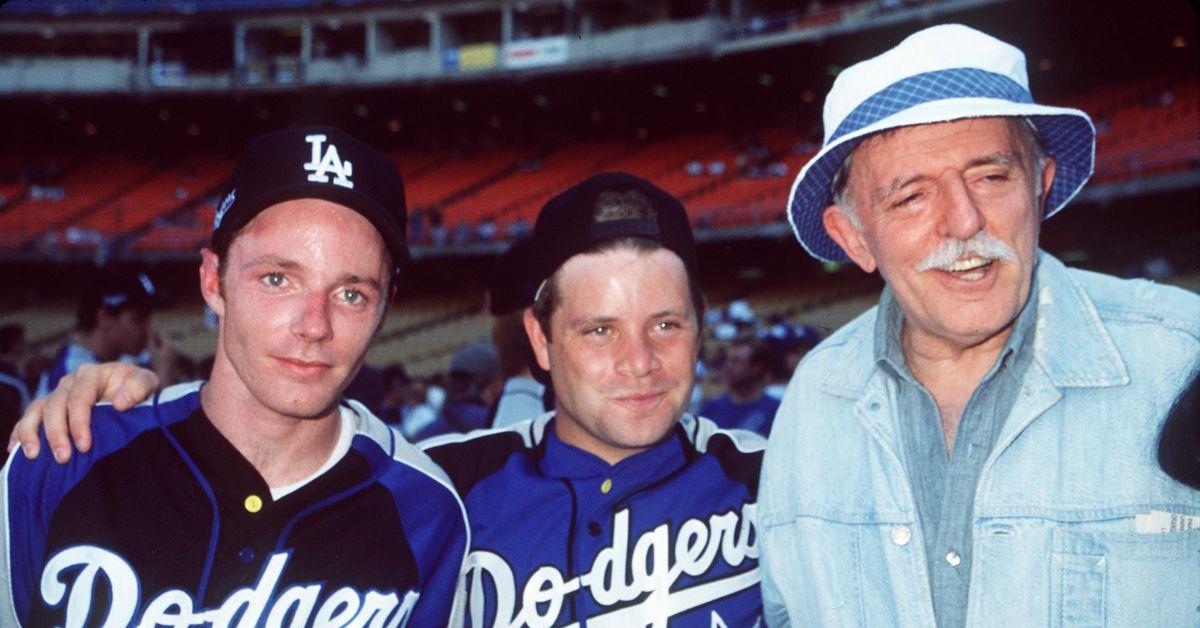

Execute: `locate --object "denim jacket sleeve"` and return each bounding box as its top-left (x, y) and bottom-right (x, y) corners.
top-left (759, 252), bottom-right (1200, 628)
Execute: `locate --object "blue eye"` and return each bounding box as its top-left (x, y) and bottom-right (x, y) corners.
top-left (262, 273), bottom-right (286, 287)
top-left (341, 289), bottom-right (365, 304)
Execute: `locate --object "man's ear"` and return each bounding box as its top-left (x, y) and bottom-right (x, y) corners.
top-left (523, 308), bottom-right (552, 372)
top-left (198, 248), bottom-right (225, 318)
top-left (822, 204), bottom-right (877, 273)
top-left (1038, 156), bottom-right (1057, 214)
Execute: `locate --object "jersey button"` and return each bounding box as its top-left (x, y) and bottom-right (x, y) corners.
top-left (600, 478), bottom-right (613, 494)
top-left (238, 547), bottom-right (255, 563)
top-left (587, 522), bottom-right (601, 536)
top-left (244, 494), bottom-right (263, 513)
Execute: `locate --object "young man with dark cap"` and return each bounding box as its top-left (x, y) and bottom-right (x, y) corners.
top-left (22, 172), bottom-right (766, 627)
top-left (420, 172), bottom-right (765, 626)
top-left (1, 126), bottom-right (468, 626)
top-left (35, 267), bottom-right (177, 398)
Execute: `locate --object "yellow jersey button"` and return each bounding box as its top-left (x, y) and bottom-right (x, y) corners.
top-left (244, 495), bottom-right (263, 513)
top-left (600, 479), bottom-right (612, 494)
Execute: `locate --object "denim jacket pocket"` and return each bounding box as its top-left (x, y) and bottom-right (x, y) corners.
top-left (764, 512), bottom-right (926, 628)
top-left (1050, 524), bottom-right (1200, 628)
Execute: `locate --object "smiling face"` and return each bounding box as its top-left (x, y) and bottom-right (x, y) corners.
top-left (823, 117), bottom-right (1056, 351)
top-left (525, 246), bottom-right (700, 464)
top-left (200, 198), bottom-right (391, 421)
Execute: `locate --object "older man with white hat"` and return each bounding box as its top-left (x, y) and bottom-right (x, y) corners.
top-left (758, 24), bottom-right (1200, 627)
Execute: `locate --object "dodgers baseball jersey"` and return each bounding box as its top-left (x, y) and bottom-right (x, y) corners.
top-left (422, 413), bottom-right (766, 627)
top-left (0, 382), bottom-right (469, 627)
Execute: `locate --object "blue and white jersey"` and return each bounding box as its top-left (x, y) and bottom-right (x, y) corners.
top-left (1, 382), bottom-right (469, 627)
top-left (422, 413), bottom-right (766, 627)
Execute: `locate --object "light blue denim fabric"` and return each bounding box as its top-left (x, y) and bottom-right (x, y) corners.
top-left (875, 274), bottom-right (1036, 628)
top-left (759, 252), bottom-right (1200, 628)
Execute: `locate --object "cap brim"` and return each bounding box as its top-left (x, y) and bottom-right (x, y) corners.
top-left (787, 100), bottom-right (1096, 263)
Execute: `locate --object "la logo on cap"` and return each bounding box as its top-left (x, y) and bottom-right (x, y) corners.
top-left (304, 134), bottom-right (354, 189)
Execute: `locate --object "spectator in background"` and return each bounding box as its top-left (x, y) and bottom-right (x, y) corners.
top-left (36, 268), bottom-right (176, 397)
top-left (407, 207), bottom-right (425, 244)
top-left (761, 322), bottom-right (822, 399)
top-left (0, 324), bottom-right (31, 438)
top-left (412, 341), bottom-right (502, 440)
top-left (476, 216), bottom-right (498, 242)
top-left (486, 237), bottom-right (551, 428)
top-left (506, 217), bottom-right (531, 239)
top-left (451, 222), bottom-right (473, 245)
top-left (379, 363), bottom-right (412, 426)
top-left (700, 337), bottom-right (781, 436)
top-left (343, 363), bottom-right (387, 418)
top-left (429, 207), bottom-right (447, 247)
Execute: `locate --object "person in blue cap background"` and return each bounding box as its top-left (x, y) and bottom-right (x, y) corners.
top-left (35, 267), bottom-right (178, 400)
top-left (700, 336), bottom-right (780, 436)
top-left (759, 23), bottom-right (1200, 627)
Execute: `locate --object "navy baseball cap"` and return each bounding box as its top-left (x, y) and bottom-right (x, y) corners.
top-left (212, 125), bottom-right (408, 274)
top-left (528, 172), bottom-right (697, 292)
top-left (78, 268), bottom-right (166, 316)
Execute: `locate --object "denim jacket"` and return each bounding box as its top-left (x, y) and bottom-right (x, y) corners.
top-left (759, 252), bottom-right (1200, 627)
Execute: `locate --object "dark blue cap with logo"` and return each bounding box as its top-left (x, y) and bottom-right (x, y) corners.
top-left (528, 172), bottom-right (696, 290)
top-left (212, 125), bottom-right (408, 274)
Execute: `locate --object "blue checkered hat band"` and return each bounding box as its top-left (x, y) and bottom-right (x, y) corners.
top-left (829, 68), bottom-right (1032, 144)
top-left (791, 111), bottom-right (1094, 262)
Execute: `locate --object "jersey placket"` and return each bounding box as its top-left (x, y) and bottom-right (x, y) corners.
top-left (554, 432), bottom-right (689, 623)
top-left (167, 410), bottom-right (322, 604)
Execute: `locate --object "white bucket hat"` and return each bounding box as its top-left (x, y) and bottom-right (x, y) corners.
top-left (787, 23), bottom-right (1096, 263)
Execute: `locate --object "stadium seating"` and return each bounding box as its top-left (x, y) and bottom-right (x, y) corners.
top-left (1, 76), bottom-right (1195, 256)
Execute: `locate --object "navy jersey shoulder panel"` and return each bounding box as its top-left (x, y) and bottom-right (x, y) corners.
top-left (419, 413), bottom-right (552, 498)
top-left (423, 429), bottom-right (536, 499)
top-left (682, 414), bottom-right (766, 497)
top-left (3, 382), bottom-right (201, 622)
top-left (347, 400), bottom-right (469, 626)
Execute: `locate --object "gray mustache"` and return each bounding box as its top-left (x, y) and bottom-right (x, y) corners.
top-left (914, 232), bottom-right (1016, 272)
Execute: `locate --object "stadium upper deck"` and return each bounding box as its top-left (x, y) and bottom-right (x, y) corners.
top-left (0, 0), bottom-right (1195, 264)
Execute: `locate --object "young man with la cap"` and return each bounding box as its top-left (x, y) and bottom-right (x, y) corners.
top-left (760, 24), bottom-right (1200, 626)
top-left (20, 172), bottom-right (767, 627)
top-left (1, 126), bottom-right (468, 626)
